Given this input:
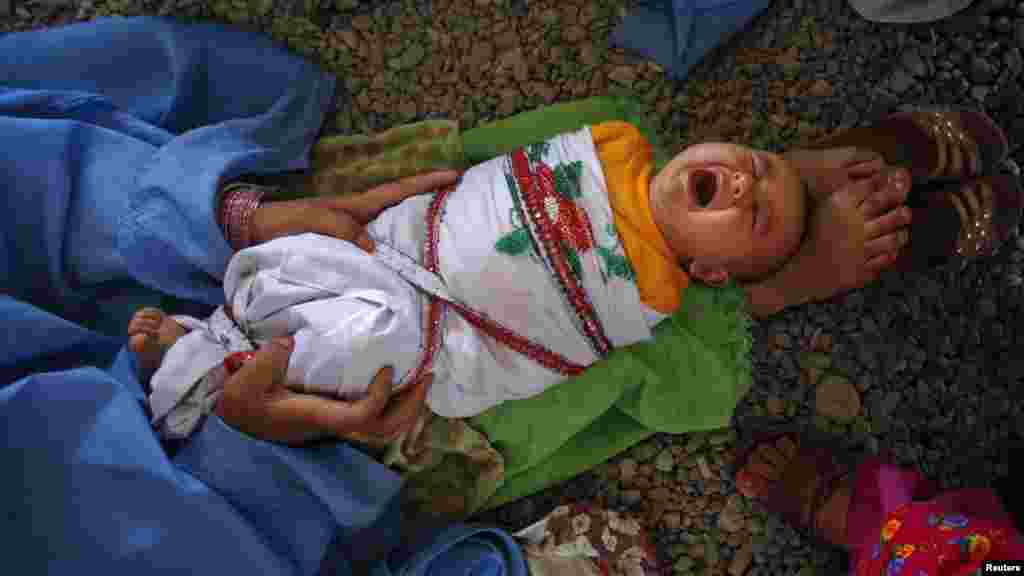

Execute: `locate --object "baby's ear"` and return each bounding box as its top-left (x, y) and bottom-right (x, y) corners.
top-left (687, 260), bottom-right (730, 287)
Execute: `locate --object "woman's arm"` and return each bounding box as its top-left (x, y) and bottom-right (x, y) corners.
top-left (218, 171), bottom-right (461, 252)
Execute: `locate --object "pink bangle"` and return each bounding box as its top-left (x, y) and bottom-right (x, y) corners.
top-left (219, 183), bottom-right (267, 251)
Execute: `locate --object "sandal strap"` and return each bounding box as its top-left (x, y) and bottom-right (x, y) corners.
top-left (953, 180), bottom-right (995, 257)
top-left (908, 111), bottom-right (981, 180)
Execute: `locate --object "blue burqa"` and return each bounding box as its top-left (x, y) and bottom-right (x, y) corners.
top-left (0, 17), bottom-right (526, 576)
top-left (610, 0), bottom-right (772, 81)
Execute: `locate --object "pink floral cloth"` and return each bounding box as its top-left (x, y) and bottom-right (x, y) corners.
top-left (848, 456), bottom-right (1024, 575)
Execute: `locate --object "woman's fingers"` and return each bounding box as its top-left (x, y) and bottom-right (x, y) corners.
top-left (358, 365), bottom-right (397, 420)
top-left (260, 367), bottom-right (392, 443)
top-left (366, 372), bottom-right (433, 439)
top-left (216, 337), bottom-right (294, 426)
top-left (395, 170), bottom-right (462, 196)
top-left (345, 170), bottom-right (461, 223)
top-left (256, 365), bottom-right (432, 443)
top-left (353, 231), bottom-right (376, 253)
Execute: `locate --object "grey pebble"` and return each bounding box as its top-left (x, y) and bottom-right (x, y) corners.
top-left (916, 380), bottom-right (930, 405)
top-left (901, 49), bottom-right (928, 77)
top-left (971, 56), bottom-right (996, 84)
top-left (1005, 48), bottom-right (1024, 75)
top-left (888, 69), bottom-right (915, 94)
top-left (978, 298), bottom-right (998, 318)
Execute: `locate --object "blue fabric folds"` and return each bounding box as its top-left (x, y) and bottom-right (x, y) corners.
top-left (610, 0), bottom-right (772, 81)
top-left (0, 17), bottom-right (525, 576)
top-left (0, 15), bottom-right (335, 335)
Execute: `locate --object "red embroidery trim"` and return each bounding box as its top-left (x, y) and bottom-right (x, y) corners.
top-left (510, 150), bottom-right (611, 357)
top-left (403, 185), bottom-right (453, 388)
top-left (425, 183), bottom-right (585, 377)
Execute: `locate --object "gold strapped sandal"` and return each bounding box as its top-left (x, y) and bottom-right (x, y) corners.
top-left (807, 109), bottom-right (1009, 184)
top-left (951, 179), bottom-right (996, 258)
top-left (894, 174), bottom-right (1022, 271)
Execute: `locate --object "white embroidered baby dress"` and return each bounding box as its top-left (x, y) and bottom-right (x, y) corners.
top-left (148, 126), bottom-right (657, 436)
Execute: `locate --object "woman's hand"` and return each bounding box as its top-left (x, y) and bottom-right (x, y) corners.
top-left (249, 170), bottom-right (461, 252)
top-left (215, 336), bottom-right (432, 446)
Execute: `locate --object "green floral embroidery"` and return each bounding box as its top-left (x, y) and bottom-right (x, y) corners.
top-left (497, 173), bottom-right (540, 259)
top-left (553, 161), bottom-right (583, 200)
top-left (564, 242), bottom-right (582, 278)
top-left (526, 141), bottom-right (550, 164)
top-left (496, 228), bottom-right (532, 256)
top-left (596, 246), bottom-right (636, 281)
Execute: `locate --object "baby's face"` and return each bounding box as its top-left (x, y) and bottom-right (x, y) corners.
top-left (650, 142), bottom-right (807, 283)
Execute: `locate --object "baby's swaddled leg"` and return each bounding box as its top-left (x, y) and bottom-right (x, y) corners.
top-left (127, 307), bottom-right (188, 380)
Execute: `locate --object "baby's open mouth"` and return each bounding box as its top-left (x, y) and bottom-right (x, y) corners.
top-left (690, 169), bottom-right (718, 207)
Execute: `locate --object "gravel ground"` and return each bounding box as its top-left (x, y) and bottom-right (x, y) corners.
top-left (6, 0), bottom-right (1024, 573)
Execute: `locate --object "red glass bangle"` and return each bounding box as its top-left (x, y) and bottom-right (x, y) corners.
top-left (223, 351), bottom-right (257, 374)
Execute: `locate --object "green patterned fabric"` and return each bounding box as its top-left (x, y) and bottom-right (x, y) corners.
top-left (379, 411), bottom-right (505, 520)
top-left (305, 119), bottom-right (464, 198)
top-left (460, 96), bottom-right (672, 171)
top-left (302, 96), bottom-right (753, 512)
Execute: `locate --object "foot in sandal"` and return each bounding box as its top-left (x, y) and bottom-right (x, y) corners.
top-left (806, 109), bottom-right (1009, 184)
top-left (893, 174), bottom-right (1023, 271)
top-left (784, 146), bottom-right (888, 202)
top-left (127, 307), bottom-right (188, 380)
top-left (734, 433), bottom-right (856, 550)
